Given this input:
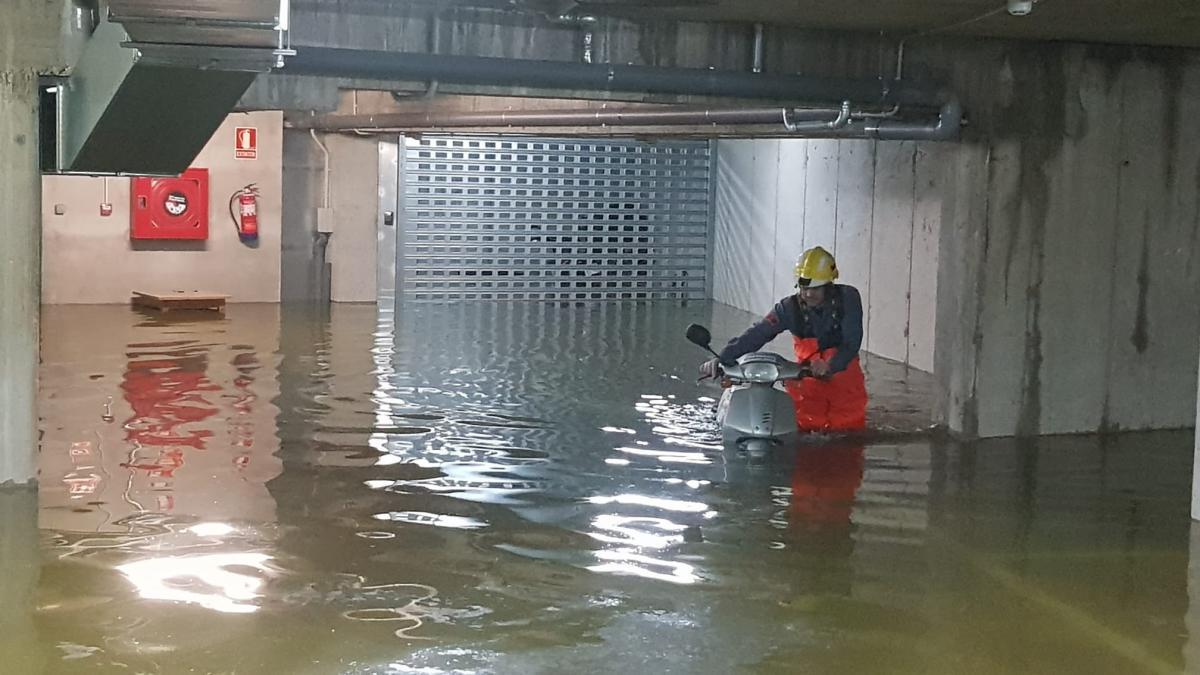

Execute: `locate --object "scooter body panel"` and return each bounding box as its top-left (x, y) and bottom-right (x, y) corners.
top-left (718, 383), bottom-right (798, 444)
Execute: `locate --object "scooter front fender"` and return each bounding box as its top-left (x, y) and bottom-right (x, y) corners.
top-left (718, 383), bottom-right (798, 441)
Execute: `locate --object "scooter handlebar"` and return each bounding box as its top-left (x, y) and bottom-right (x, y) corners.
top-left (714, 359), bottom-right (813, 383)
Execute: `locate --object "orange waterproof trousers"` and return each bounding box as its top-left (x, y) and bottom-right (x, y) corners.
top-left (783, 337), bottom-right (867, 432)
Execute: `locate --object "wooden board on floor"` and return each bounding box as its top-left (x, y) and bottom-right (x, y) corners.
top-left (131, 290), bottom-right (229, 312)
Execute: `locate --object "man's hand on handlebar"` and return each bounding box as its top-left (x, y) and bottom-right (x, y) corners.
top-left (698, 358), bottom-right (723, 381)
top-left (809, 358), bottom-right (831, 379)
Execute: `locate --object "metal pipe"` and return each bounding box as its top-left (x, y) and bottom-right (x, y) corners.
top-left (751, 23), bottom-right (764, 74)
top-left (796, 100), bottom-right (960, 141)
top-left (863, 99), bottom-right (962, 141)
top-left (854, 104), bottom-right (900, 120)
top-left (784, 100), bottom-right (850, 133)
top-left (309, 129), bottom-right (330, 208)
top-left (316, 232), bottom-right (332, 304)
top-left (290, 100), bottom-right (962, 142)
top-left (110, 15), bottom-right (279, 31)
top-left (278, 0), bottom-right (292, 31)
top-left (281, 47), bottom-right (937, 106)
top-left (289, 105), bottom-right (848, 131)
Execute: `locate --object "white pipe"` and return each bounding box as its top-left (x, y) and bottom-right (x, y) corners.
top-left (751, 23), bottom-right (764, 74)
top-left (277, 0), bottom-right (290, 31)
top-left (309, 128), bottom-right (330, 208)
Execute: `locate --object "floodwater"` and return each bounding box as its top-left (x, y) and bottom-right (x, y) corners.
top-left (7, 301), bottom-right (1196, 673)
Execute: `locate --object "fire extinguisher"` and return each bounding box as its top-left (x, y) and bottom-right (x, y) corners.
top-left (229, 183), bottom-right (259, 243)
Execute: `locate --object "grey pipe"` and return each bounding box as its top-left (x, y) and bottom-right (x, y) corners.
top-left (784, 100), bottom-right (850, 133)
top-left (751, 23), bottom-right (764, 74)
top-left (855, 104), bottom-right (901, 120)
top-left (282, 47), bottom-right (938, 106)
top-left (800, 100), bottom-right (961, 141)
top-left (110, 15), bottom-right (279, 31)
top-left (316, 233), bottom-right (332, 305)
top-left (289, 105), bottom-right (849, 131)
top-left (287, 102), bottom-right (961, 141)
top-left (864, 99), bottom-right (962, 141)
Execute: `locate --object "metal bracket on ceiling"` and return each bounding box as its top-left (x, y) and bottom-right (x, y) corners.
top-left (544, 4), bottom-right (598, 64)
top-left (107, 0), bottom-right (296, 68)
top-left (275, 0), bottom-right (295, 68)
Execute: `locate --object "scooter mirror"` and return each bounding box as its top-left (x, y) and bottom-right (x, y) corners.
top-left (685, 324), bottom-right (712, 347)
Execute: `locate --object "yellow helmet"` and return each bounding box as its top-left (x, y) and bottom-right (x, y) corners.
top-left (794, 246), bottom-right (838, 288)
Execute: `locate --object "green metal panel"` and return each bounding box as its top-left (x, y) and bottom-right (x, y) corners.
top-left (61, 21), bottom-right (257, 175)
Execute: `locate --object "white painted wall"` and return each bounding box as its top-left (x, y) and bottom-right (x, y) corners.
top-left (712, 139), bottom-right (779, 313)
top-left (712, 138), bottom-right (945, 372)
top-left (42, 111), bottom-right (283, 304)
top-left (280, 131), bottom-right (380, 303)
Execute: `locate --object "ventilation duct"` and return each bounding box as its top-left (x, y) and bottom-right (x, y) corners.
top-left (58, 1), bottom-right (293, 174)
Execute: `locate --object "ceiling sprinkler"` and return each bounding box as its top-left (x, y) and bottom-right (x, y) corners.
top-left (1007, 0), bottom-right (1034, 16)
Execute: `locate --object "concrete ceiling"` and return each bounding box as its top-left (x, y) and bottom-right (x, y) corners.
top-left (535, 0), bottom-right (1200, 49)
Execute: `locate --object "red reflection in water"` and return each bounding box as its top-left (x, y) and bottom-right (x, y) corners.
top-left (121, 345), bottom-right (220, 450)
top-left (118, 344), bottom-right (221, 511)
top-left (788, 444), bottom-right (865, 528)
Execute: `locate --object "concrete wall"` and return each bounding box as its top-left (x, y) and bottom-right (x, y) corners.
top-left (279, 129), bottom-right (378, 303)
top-left (41, 111), bottom-right (283, 304)
top-left (930, 43), bottom-right (1200, 437)
top-left (712, 138), bottom-right (945, 372)
top-left (325, 134), bottom-right (379, 303)
top-left (281, 129), bottom-right (325, 302)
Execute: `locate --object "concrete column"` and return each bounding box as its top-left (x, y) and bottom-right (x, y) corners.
top-left (0, 68), bottom-right (40, 486)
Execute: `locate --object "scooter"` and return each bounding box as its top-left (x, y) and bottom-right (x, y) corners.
top-left (686, 324), bottom-right (812, 461)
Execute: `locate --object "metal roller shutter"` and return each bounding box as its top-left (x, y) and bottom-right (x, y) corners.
top-left (399, 135), bottom-right (710, 302)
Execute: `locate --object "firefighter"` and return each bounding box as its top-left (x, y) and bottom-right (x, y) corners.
top-left (700, 246), bottom-right (867, 431)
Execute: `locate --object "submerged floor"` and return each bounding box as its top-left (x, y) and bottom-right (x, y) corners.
top-left (8, 301), bottom-right (1197, 673)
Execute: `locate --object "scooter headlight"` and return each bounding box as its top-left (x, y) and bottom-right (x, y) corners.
top-left (740, 362), bottom-right (780, 383)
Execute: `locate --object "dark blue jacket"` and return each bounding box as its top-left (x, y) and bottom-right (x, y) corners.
top-left (717, 284), bottom-right (864, 374)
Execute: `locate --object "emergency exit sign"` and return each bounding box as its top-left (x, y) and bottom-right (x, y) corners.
top-left (235, 127), bottom-right (257, 160)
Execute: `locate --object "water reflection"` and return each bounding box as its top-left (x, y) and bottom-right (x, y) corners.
top-left (0, 489), bottom-right (41, 673)
top-left (40, 306), bottom-right (283, 531)
top-left (27, 302), bottom-right (1197, 673)
top-left (116, 552), bottom-right (273, 614)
